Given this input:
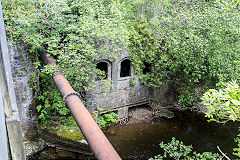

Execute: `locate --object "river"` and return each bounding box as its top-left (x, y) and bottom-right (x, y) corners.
top-left (31, 110), bottom-right (239, 159)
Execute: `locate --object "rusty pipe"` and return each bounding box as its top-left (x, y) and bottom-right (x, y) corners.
top-left (42, 53), bottom-right (121, 160)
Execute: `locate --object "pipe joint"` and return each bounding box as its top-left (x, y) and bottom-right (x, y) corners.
top-left (63, 91), bottom-right (82, 107)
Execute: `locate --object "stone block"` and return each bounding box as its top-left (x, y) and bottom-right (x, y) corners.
top-left (117, 107), bottom-right (128, 119)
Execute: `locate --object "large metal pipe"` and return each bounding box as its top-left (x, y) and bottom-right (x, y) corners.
top-left (42, 53), bottom-right (121, 160)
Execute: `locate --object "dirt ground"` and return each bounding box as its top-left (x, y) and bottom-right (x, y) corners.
top-left (127, 106), bottom-right (155, 124)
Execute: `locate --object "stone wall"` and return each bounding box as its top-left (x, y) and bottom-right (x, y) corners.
top-left (9, 44), bottom-right (35, 135)
top-left (86, 49), bottom-right (175, 115)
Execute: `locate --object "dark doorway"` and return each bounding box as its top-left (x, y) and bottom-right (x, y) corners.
top-left (120, 59), bottom-right (131, 77)
top-left (143, 62), bottom-right (151, 74)
top-left (96, 62), bottom-right (108, 79)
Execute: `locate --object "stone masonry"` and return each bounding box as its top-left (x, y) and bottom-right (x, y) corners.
top-left (86, 48), bottom-right (175, 118)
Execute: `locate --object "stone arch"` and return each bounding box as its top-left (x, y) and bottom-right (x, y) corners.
top-left (119, 58), bottom-right (132, 77)
top-left (96, 60), bottom-right (111, 80)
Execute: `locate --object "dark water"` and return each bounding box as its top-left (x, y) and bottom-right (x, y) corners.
top-left (103, 110), bottom-right (239, 159)
top-left (32, 111), bottom-right (240, 159)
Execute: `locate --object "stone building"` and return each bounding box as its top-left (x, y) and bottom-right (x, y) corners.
top-left (86, 49), bottom-right (175, 118)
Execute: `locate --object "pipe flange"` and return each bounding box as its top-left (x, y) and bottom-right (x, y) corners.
top-left (63, 92), bottom-right (81, 107)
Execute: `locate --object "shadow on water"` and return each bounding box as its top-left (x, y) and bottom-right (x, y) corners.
top-left (32, 110), bottom-right (239, 159)
top-left (103, 110), bottom-right (239, 159)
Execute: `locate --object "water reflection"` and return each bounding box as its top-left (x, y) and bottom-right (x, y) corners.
top-left (32, 110), bottom-right (239, 160)
top-left (103, 111), bottom-right (239, 159)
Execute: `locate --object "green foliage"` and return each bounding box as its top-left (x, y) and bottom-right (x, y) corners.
top-left (233, 132), bottom-right (240, 158)
top-left (149, 137), bottom-right (223, 160)
top-left (2, 0), bottom-right (128, 123)
top-left (41, 122), bottom-right (84, 141)
top-left (128, 0), bottom-right (240, 107)
top-left (201, 81), bottom-right (240, 158)
top-left (158, 137), bottom-right (192, 159)
top-left (3, 0), bottom-right (240, 123)
top-left (97, 107), bottom-right (118, 128)
top-left (60, 116), bottom-right (80, 130)
top-left (214, 0), bottom-right (240, 10)
top-left (201, 81), bottom-right (240, 123)
top-left (36, 72), bottom-right (70, 122)
top-left (188, 152), bottom-right (224, 160)
top-left (130, 75), bottom-right (136, 86)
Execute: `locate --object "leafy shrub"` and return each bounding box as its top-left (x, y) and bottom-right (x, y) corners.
top-left (201, 81), bottom-right (240, 123)
top-left (149, 137), bottom-right (223, 160)
top-left (128, 0), bottom-right (240, 107)
top-left (97, 107), bottom-right (118, 128)
top-left (201, 81), bottom-right (240, 158)
top-left (233, 132), bottom-right (240, 158)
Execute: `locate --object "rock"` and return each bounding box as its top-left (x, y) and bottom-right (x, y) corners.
top-left (152, 108), bottom-right (174, 118)
top-left (127, 106), bottom-right (154, 124)
top-left (24, 139), bottom-right (45, 157)
top-left (196, 102), bottom-right (207, 113)
top-left (39, 148), bottom-right (56, 159)
top-left (38, 125), bottom-right (92, 155)
top-left (24, 129), bottom-right (46, 157)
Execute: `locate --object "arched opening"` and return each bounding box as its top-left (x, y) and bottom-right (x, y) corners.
top-left (120, 59), bottom-right (131, 77)
top-left (143, 62), bottom-right (151, 74)
top-left (96, 62), bottom-right (108, 79)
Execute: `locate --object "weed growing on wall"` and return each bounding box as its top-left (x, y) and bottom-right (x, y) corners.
top-left (97, 107), bottom-right (118, 128)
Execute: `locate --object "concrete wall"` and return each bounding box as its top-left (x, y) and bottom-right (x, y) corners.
top-left (0, 72), bottom-right (10, 160)
top-left (0, 2), bottom-right (25, 159)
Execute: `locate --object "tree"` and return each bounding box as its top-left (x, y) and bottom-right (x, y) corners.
top-left (128, 0), bottom-right (240, 107)
top-left (2, 0), bottom-right (129, 122)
